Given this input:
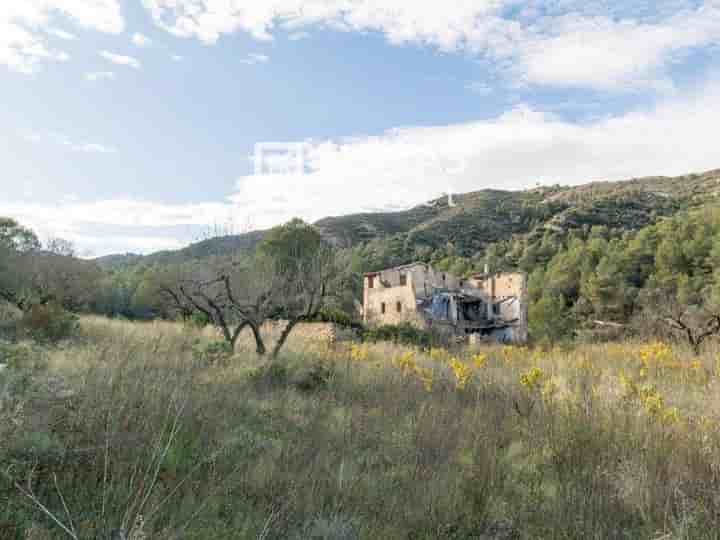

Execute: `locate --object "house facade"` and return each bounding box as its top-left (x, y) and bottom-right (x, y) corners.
top-left (362, 262), bottom-right (528, 343)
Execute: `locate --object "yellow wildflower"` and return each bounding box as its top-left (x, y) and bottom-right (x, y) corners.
top-left (395, 351), bottom-right (417, 375)
top-left (662, 407), bottom-right (681, 425)
top-left (449, 357), bottom-right (473, 389)
top-left (639, 384), bottom-right (664, 416)
top-left (429, 347), bottom-right (449, 363)
top-left (472, 353), bottom-right (488, 369)
top-left (520, 367), bottom-right (544, 391)
top-left (350, 343), bottom-right (369, 362)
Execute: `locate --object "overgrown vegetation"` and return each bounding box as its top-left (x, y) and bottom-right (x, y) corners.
top-left (362, 322), bottom-right (439, 348)
top-left (3, 318), bottom-right (720, 538)
top-left (5, 169), bottom-right (720, 537)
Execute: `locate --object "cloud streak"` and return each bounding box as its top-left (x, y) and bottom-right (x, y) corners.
top-left (100, 50), bottom-right (141, 68)
top-left (240, 53), bottom-right (269, 64)
top-left (0, 1), bottom-right (123, 73)
top-left (131, 32), bottom-right (152, 47)
top-left (85, 70), bottom-right (115, 81)
top-left (23, 131), bottom-right (118, 153)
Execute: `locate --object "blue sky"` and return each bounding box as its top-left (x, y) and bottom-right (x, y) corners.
top-left (2, 1), bottom-right (720, 256)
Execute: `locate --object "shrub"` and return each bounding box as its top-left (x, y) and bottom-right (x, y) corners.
top-left (19, 303), bottom-right (79, 343)
top-left (0, 342), bottom-right (48, 372)
top-left (192, 339), bottom-right (234, 366)
top-left (292, 361), bottom-right (333, 392)
top-left (0, 302), bottom-right (22, 340)
top-left (362, 322), bottom-right (437, 348)
top-left (248, 362), bottom-right (289, 387)
top-left (188, 311), bottom-right (211, 329)
top-left (312, 306), bottom-right (360, 329)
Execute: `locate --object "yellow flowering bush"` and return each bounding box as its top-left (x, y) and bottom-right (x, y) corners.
top-left (429, 347), bottom-right (450, 363)
top-left (395, 351), bottom-right (418, 375)
top-left (662, 407), bottom-right (681, 425)
top-left (520, 367), bottom-right (544, 391)
top-left (638, 342), bottom-right (675, 372)
top-left (350, 343), bottom-right (370, 363)
top-left (639, 384), bottom-right (664, 416)
top-left (471, 353), bottom-right (488, 369)
top-left (449, 358), bottom-right (473, 389)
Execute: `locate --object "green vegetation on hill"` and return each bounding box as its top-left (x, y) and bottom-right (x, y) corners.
top-left (95, 169), bottom-right (720, 273)
top-left (5, 168), bottom-right (720, 347)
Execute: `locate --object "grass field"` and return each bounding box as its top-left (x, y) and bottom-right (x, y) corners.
top-left (3, 317), bottom-right (720, 539)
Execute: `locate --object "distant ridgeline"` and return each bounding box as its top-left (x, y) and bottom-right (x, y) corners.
top-left (93, 168), bottom-right (720, 341)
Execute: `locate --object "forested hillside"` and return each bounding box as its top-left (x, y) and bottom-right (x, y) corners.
top-left (5, 168), bottom-right (720, 344)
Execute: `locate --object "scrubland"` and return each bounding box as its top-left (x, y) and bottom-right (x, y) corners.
top-left (2, 317), bottom-right (720, 539)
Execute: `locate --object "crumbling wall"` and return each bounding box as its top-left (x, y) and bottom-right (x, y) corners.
top-left (362, 263), bottom-right (529, 343)
top-left (364, 284), bottom-right (424, 327)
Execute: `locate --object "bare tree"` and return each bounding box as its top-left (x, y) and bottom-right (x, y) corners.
top-left (639, 285), bottom-right (720, 354)
top-left (163, 220), bottom-right (339, 358)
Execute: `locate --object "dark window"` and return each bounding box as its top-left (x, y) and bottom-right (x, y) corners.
top-left (396, 301), bottom-right (402, 313)
top-left (368, 275), bottom-right (375, 288)
top-left (459, 280), bottom-right (464, 287)
top-left (399, 274), bottom-right (407, 286)
top-left (442, 274), bottom-right (446, 282)
top-left (493, 303), bottom-right (501, 315)
top-left (381, 302), bottom-right (386, 314)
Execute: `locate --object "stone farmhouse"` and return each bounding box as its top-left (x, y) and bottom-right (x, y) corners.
top-left (362, 262), bottom-right (528, 343)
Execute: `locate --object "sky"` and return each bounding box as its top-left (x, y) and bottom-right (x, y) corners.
top-left (1, 0), bottom-right (720, 257)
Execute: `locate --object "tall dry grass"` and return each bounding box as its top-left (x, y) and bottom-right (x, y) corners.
top-left (2, 317), bottom-right (720, 539)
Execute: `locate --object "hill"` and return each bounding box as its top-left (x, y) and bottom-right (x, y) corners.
top-left (96, 168), bottom-right (720, 270)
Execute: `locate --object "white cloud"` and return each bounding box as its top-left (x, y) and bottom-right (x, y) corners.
top-left (0, 199), bottom-right (244, 256)
top-left (85, 70), bottom-right (115, 81)
top-left (70, 143), bottom-right (117, 153)
top-left (0, 1), bottom-right (123, 74)
top-left (240, 53), bottom-right (269, 64)
top-left (23, 131), bottom-right (118, 153)
top-left (140, 0), bottom-right (720, 91)
top-left (171, 54), bottom-right (183, 61)
top-left (100, 50), bottom-right (141, 68)
top-left (7, 78), bottom-right (720, 256)
top-left (288, 31), bottom-right (310, 40)
top-left (230, 79), bottom-right (720, 230)
top-left (508, 7), bottom-right (720, 90)
top-left (47, 27), bottom-right (76, 40)
top-left (131, 32), bottom-right (152, 47)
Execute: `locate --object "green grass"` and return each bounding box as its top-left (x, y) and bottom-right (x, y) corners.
top-left (2, 318), bottom-right (720, 539)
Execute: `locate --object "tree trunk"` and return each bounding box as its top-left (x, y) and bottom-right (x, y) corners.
top-left (271, 319), bottom-right (301, 359)
top-left (249, 322), bottom-right (266, 355)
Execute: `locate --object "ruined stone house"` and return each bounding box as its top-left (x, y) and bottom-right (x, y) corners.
top-left (362, 262), bottom-right (528, 343)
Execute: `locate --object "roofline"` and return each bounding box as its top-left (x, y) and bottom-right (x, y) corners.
top-left (363, 261), bottom-right (428, 276)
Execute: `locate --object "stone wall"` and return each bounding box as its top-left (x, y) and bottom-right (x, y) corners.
top-left (363, 283), bottom-right (423, 327)
top-left (234, 320), bottom-right (357, 351)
